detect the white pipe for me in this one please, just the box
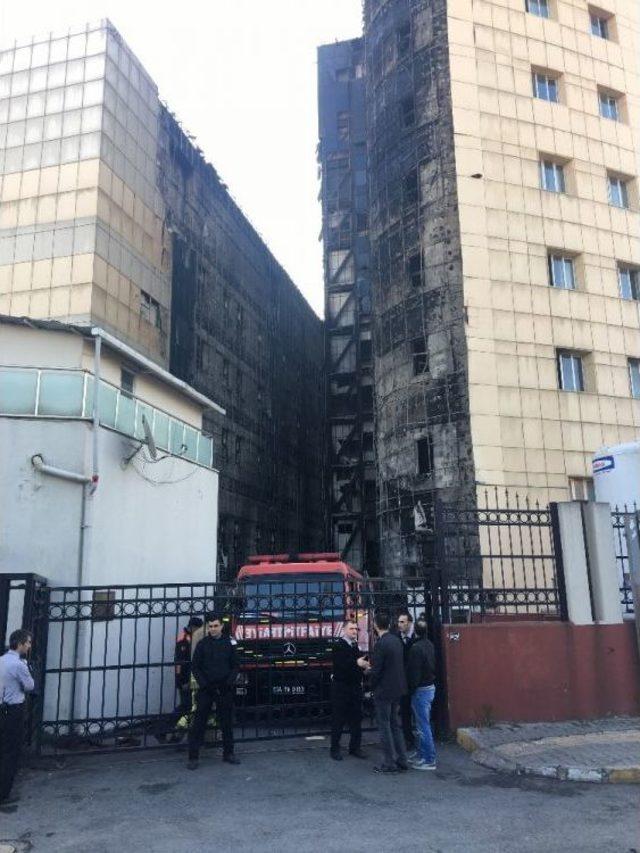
[31,454,92,485]
[90,334,101,493]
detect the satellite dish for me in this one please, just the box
[141,413,158,460]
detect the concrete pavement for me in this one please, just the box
[1,735,638,852]
[458,717,640,783]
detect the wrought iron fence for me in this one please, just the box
[611,505,636,616]
[434,491,564,620]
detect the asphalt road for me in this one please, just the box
[1,738,638,852]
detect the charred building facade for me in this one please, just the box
[0,20,325,578]
[318,38,377,575]
[321,0,640,579]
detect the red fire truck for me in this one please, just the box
[231,553,370,712]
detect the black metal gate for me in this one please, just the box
[3,494,567,756]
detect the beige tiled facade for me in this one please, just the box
[0,22,169,364]
[449,0,640,501]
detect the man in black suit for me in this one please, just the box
[358,610,408,773]
[397,611,416,751]
[330,620,366,760]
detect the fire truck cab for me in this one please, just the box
[231,553,370,712]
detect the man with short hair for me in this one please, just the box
[407,619,437,771]
[358,610,408,773]
[0,629,35,804]
[330,620,365,761]
[187,615,239,769]
[397,610,416,751]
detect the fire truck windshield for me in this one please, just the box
[237,573,347,620]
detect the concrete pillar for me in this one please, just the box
[555,502,593,625]
[580,502,623,624]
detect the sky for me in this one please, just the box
[0,0,364,316]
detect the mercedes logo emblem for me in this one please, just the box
[283,641,296,657]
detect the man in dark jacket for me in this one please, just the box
[188,614,239,769]
[174,616,203,715]
[407,619,437,770]
[358,610,408,773]
[397,611,416,750]
[330,620,365,761]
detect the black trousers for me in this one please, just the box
[188,682,234,760]
[0,703,24,801]
[400,694,415,748]
[330,683,362,754]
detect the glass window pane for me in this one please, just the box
[563,259,575,288]
[83,79,104,107]
[9,96,27,121]
[47,63,66,89]
[38,371,84,416]
[0,369,37,414]
[65,84,83,111]
[45,89,64,114]
[66,59,85,86]
[50,39,68,64]
[11,71,29,97]
[169,420,185,455]
[26,91,46,118]
[84,54,106,82]
[115,392,135,435]
[98,381,117,427]
[197,434,213,467]
[63,109,82,137]
[630,362,640,398]
[86,29,107,57]
[183,426,198,462]
[153,411,169,451]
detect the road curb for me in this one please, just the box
[456,727,640,784]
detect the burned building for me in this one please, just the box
[321,0,640,579]
[0,20,325,578]
[317,38,377,575]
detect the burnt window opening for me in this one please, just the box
[356,213,368,232]
[236,368,243,395]
[417,434,434,476]
[235,435,242,464]
[397,22,411,57]
[221,429,229,461]
[404,168,419,206]
[92,590,116,622]
[362,432,374,453]
[196,338,205,371]
[407,253,424,288]
[140,290,161,329]
[361,385,374,410]
[337,111,350,141]
[360,338,373,363]
[412,338,429,375]
[222,358,230,386]
[120,367,135,398]
[400,95,415,128]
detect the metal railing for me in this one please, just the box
[0,367,214,468]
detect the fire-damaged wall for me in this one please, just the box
[364,0,477,577]
[157,109,325,578]
[318,38,378,576]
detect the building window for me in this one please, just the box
[548,253,576,289]
[222,358,230,386]
[598,90,620,121]
[236,369,243,396]
[590,9,610,39]
[526,0,550,19]
[417,434,434,475]
[412,338,429,375]
[337,111,350,142]
[569,477,595,501]
[619,265,640,301]
[92,590,116,622]
[235,436,242,464]
[140,290,161,328]
[120,368,135,398]
[403,168,419,205]
[407,253,423,288]
[335,67,351,83]
[540,159,565,193]
[629,359,640,399]
[532,71,559,103]
[608,175,629,209]
[557,350,585,392]
[400,95,415,128]
[221,428,229,461]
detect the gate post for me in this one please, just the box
[550,502,593,624]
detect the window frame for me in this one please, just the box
[629,358,640,399]
[590,11,609,39]
[608,175,629,209]
[557,350,585,393]
[618,265,640,301]
[526,0,550,19]
[417,434,434,476]
[540,158,566,193]
[548,253,576,290]
[598,91,619,121]
[532,71,559,103]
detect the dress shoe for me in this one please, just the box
[348,749,367,759]
[330,751,343,761]
[223,754,240,765]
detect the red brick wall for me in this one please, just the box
[442,621,640,730]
